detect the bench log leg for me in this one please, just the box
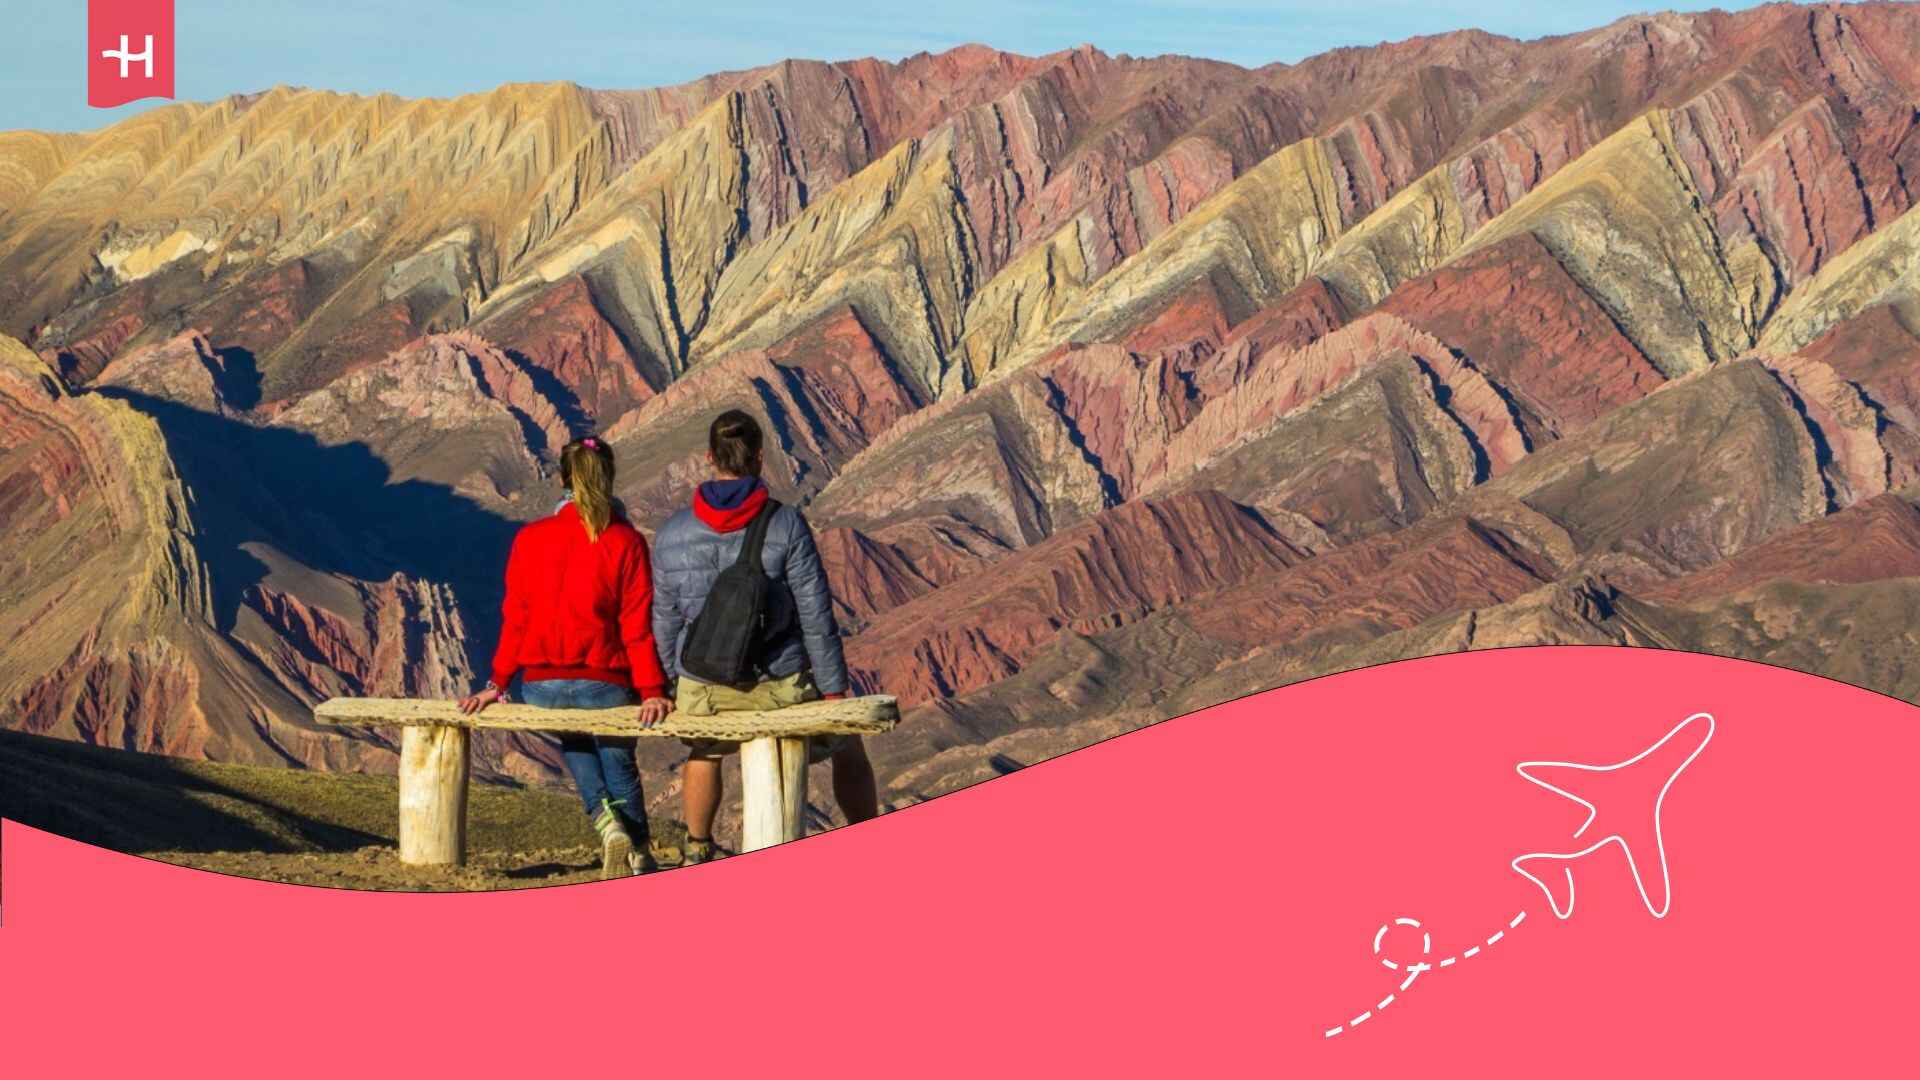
[778,736,808,844]
[740,736,783,852]
[398,725,469,866]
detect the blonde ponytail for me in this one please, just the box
[560,437,616,541]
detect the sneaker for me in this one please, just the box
[592,800,635,880]
[681,836,720,866]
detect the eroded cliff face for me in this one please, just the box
[9,7,1920,799]
[0,334,217,756]
[268,331,570,512]
[842,491,1310,705]
[0,331,543,778]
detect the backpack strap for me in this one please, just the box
[732,499,782,571]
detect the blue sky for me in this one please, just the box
[10,1,1766,132]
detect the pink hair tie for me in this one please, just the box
[582,437,600,450]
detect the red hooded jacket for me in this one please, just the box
[489,503,669,699]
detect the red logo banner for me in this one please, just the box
[87,0,175,108]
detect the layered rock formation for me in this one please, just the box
[0,330,558,779]
[0,334,215,754]
[8,5,1920,814]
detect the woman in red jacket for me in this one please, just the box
[458,436,673,878]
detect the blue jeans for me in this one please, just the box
[517,678,649,843]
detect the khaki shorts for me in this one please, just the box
[677,671,852,764]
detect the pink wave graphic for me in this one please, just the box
[2,646,1914,1073]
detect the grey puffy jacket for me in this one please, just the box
[650,501,849,694]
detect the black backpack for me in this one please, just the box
[678,500,793,686]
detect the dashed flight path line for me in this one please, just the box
[1323,910,1528,1038]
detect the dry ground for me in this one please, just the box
[0,728,703,890]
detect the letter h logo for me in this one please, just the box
[103,35,155,79]
[87,0,175,108]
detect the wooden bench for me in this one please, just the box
[314,695,899,865]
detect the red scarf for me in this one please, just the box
[692,481,769,532]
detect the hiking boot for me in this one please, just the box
[592,800,635,880]
[681,835,721,866]
[629,848,659,875]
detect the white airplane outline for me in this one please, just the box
[1510,712,1716,920]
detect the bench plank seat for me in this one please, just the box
[315,695,898,741]
[312,694,900,864]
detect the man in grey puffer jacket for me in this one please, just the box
[652,410,879,862]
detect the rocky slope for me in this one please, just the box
[6,4,1920,819]
[0,331,562,780]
